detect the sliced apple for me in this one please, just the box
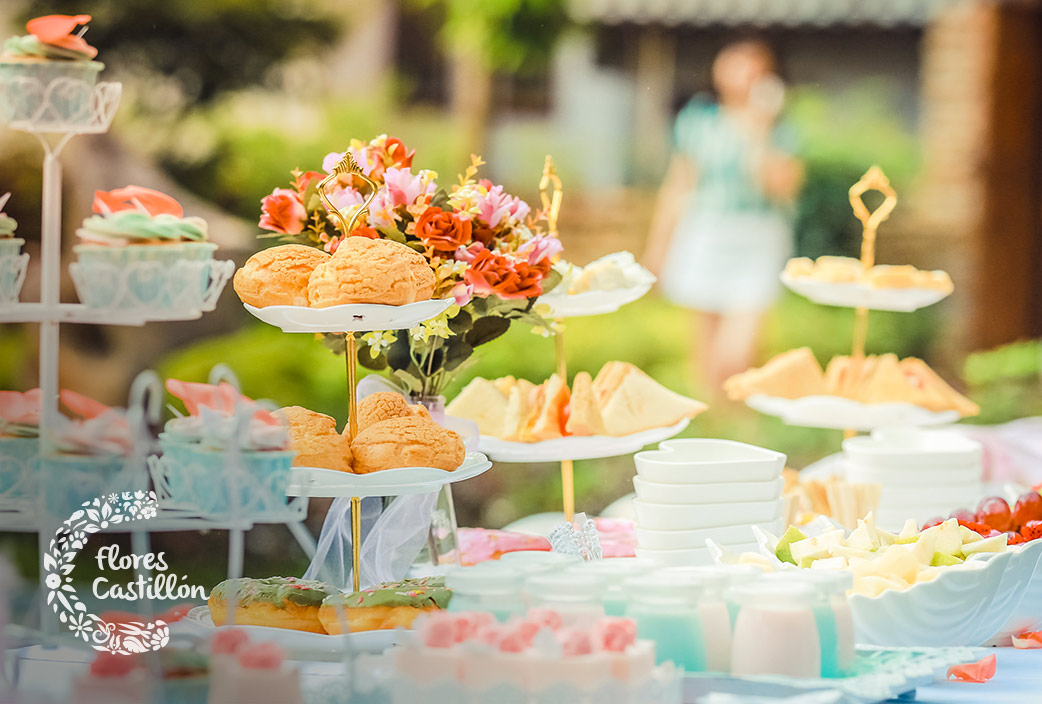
[930,552,963,567]
[775,525,808,565]
[962,534,1008,556]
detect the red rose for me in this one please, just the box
[384,138,415,170]
[415,207,472,253]
[259,188,306,235]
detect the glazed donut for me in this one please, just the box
[318,577,452,634]
[208,577,338,634]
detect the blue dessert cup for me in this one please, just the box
[0,238,26,302]
[72,242,216,311]
[0,59,104,127]
[157,434,294,518]
[39,453,143,520]
[0,435,39,500]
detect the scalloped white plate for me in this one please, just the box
[286,452,492,498]
[537,283,652,318]
[243,298,454,333]
[478,419,690,463]
[746,394,959,431]
[780,272,952,312]
[176,606,408,658]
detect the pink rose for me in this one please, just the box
[383,167,433,208]
[259,188,307,235]
[518,234,563,266]
[595,617,637,653]
[450,282,474,306]
[526,608,563,632]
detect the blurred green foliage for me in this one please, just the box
[964,340,1042,425]
[786,81,920,257]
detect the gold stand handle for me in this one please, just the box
[318,152,379,235]
[844,167,898,440]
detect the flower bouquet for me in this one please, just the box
[257,135,561,399]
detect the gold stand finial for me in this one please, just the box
[539,154,563,237]
[318,152,379,235]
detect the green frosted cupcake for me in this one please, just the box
[0,14,104,126]
[71,186,217,311]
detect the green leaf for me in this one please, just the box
[448,309,473,335]
[466,316,511,348]
[539,267,562,295]
[430,188,452,210]
[387,336,413,371]
[444,339,474,371]
[377,226,406,243]
[357,350,388,371]
[391,369,423,394]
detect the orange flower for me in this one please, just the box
[415,207,472,253]
[352,226,380,239]
[384,138,415,170]
[26,15,98,58]
[93,186,183,217]
[464,250,544,300]
[259,188,306,235]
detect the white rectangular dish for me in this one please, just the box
[632,497,784,531]
[634,439,785,484]
[632,476,785,505]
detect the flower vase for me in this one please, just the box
[408,394,461,568]
[410,394,446,425]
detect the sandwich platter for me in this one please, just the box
[780,272,951,313]
[243,298,455,333]
[746,394,959,431]
[478,419,690,463]
[285,452,493,498]
[177,606,408,659]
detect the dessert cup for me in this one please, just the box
[72,242,216,311]
[632,476,785,504]
[39,453,138,519]
[632,497,784,531]
[0,237,26,302]
[0,435,38,498]
[158,434,294,517]
[0,59,104,126]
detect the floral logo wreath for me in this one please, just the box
[44,490,170,654]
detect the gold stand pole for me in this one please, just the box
[542,156,574,521]
[319,152,377,595]
[554,327,574,521]
[844,167,898,440]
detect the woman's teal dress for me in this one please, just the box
[660,98,798,313]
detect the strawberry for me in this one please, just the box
[1006,531,1027,545]
[1022,520,1042,542]
[957,519,1002,538]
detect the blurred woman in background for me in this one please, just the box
[645,40,803,397]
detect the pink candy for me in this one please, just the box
[595,617,637,653]
[238,642,286,670]
[526,608,563,632]
[560,629,594,657]
[211,628,250,655]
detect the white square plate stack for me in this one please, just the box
[842,427,983,530]
[631,439,787,566]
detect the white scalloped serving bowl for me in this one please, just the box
[635,519,784,550]
[633,439,785,485]
[632,498,783,531]
[849,549,1018,647]
[632,476,785,505]
[984,539,1042,645]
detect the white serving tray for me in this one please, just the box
[537,282,652,318]
[286,452,492,498]
[479,419,690,463]
[176,606,408,659]
[780,271,951,312]
[243,298,454,333]
[746,394,959,431]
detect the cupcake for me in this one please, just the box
[157,379,295,517]
[0,193,27,303]
[40,389,138,519]
[0,388,41,499]
[71,186,217,312]
[0,15,104,126]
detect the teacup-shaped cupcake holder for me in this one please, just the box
[0,238,28,304]
[69,244,234,317]
[39,454,145,520]
[148,441,304,522]
[0,68,120,133]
